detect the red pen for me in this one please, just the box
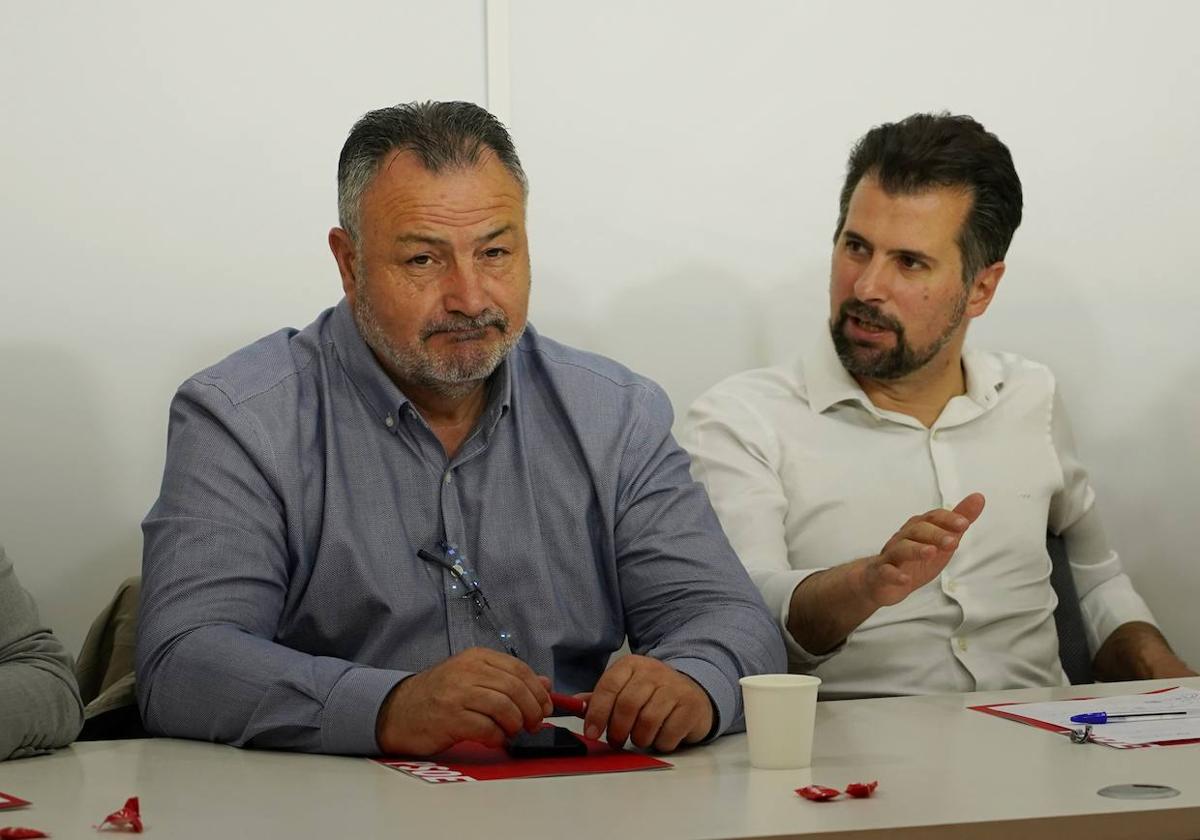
[549,691,587,718]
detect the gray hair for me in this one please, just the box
[336,101,528,242]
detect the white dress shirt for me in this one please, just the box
[680,331,1158,698]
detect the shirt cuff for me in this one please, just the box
[320,666,411,755]
[666,656,737,741]
[1079,573,1158,655]
[754,567,844,670]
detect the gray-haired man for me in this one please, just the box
[137,101,784,757]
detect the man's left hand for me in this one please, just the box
[582,655,713,752]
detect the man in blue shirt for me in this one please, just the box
[136,101,784,757]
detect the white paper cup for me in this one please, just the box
[739,674,821,769]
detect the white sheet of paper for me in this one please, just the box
[990,686,1200,748]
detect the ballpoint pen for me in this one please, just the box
[1069,709,1199,725]
[418,546,589,718]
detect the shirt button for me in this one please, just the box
[945,579,957,593]
[955,637,968,652]
[385,415,394,428]
[443,472,452,484]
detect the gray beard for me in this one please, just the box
[352,281,523,400]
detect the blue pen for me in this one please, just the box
[1069,709,1198,725]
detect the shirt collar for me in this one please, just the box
[330,297,514,432]
[960,345,1004,408]
[800,326,1006,416]
[800,326,874,414]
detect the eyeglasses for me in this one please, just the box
[418,542,520,658]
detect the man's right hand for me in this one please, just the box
[855,493,987,608]
[788,493,986,655]
[375,647,552,756]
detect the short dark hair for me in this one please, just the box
[337,101,528,241]
[833,113,1023,283]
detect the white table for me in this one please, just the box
[2,678,1197,839]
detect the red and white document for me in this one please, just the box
[375,731,672,783]
[972,685,1200,749]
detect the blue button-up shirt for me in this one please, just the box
[136,300,784,755]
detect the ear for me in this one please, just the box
[328,227,359,305]
[965,261,1004,319]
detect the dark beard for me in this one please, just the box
[830,297,964,380]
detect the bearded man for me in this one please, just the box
[136,101,784,755]
[681,113,1193,697]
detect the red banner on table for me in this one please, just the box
[375,731,671,783]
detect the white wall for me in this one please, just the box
[510,0,1200,666]
[0,1,488,651]
[2,1,1197,666]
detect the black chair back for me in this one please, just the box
[1047,534,1094,684]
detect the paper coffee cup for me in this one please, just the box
[739,674,821,769]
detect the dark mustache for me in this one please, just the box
[421,311,508,340]
[837,300,903,334]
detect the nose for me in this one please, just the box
[851,255,890,303]
[442,259,490,317]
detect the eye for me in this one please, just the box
[844,238,867,255]
[898,254,927,270]
[482,247,509,259]
[407,254,435,267]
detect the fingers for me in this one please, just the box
[582,656,713,753]
[583,658,632,740]
[918,507,973,536]
[869,495,988,607]
[378,648,555,755]
[874,558,913,586]
[652,703,697,753]
[902,519,964,551]
[884,500,983,560]
[462,677,541,736]
[629,686,677,748]
[605,674,658,746]
[468,649,553,729]
[447,709,512,749]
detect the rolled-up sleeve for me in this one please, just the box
[681,386,838,671]
[1048,389,1157,655]
[0,545,85,760]
[136,380,406,755]
[613,383,786,737]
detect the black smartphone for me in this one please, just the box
[505,726,588,758]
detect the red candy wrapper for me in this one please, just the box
[845,780,879,798]
[97,797,142,833]
[796,785,842,801]
[0,829,48,839]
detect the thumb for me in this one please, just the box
[953,492,986,525]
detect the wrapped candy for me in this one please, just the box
[796,781,881,802]
[795,785,842,801]
[96,797,142,833]
[845,781,879,798]
[0,829,48,839]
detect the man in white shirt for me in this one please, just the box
[681,113,1194,698]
